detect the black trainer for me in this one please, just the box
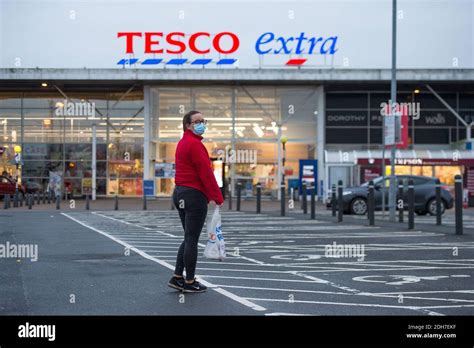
[167,276,185,291]
[183,279,207,293]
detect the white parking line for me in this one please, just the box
[62,212,267,312]
[65,210,473,316]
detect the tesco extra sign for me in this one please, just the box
[117,31,338,66]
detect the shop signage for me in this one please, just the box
[118,32,239,54]
[117,31,338,66]
[363,167,380,182]
[394,158,423,165]
[359,158,474,166]
[81,178,92,195]
[255,32,338,65]
[326,114,366,125]
[299,159,318,194]
[154,163,175,178]
[384,114,396,146]
[143,180,155,197]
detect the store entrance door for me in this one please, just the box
[329,166,352,188]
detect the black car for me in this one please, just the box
[328,175,454,216]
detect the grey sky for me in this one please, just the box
[0,0,472,69]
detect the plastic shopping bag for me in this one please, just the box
[204,206,226,261]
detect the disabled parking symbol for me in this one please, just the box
[353,274,470,285]
[271,254,322,261]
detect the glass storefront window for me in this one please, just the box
[108,142,143,160]
[0,110,21,142]
[65,143,107,161]
[236,87,280,140]
[22,161,63,177]
[152,86,320,197]
[0,91,145,196]
[64,161,107,178]
[23,144,63,161]
[107,178,143,196]
[158,88,192,140]
[23,109,65,143]
[434,166,463,186]
[108,161,143,178]
[0,93,22,108]
[108,108,144,144]
[195,88,233,141]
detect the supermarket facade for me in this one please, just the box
[0,0,473,203]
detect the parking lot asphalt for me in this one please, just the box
[1,206,472,316]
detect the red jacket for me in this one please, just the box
[175,130,224,205]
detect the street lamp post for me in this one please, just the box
[92,123,97,201]
[388,0,398,221]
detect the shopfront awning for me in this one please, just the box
[325,149,474,166]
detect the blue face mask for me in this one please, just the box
[193,123,206,135]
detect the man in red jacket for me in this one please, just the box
[168,110,224,293]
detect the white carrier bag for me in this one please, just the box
[204,206,226,260]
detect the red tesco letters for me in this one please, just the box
[117,32,240,55]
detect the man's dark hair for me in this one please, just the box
[182,110,201,130]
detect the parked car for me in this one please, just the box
[22,180,43,194]
[0,176,26,197]
[327,175,454,216]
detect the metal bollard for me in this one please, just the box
[408,179,414,230]
[302,182,307,214]
[32,193,35,206]
[337,180,343,222]
[331,184,336,217]
[43,191,46,204]
[13,190,18,208]
[36,192,40,205]
[256,183,261,214]
[368,180,375,226]
[56,195,60,210]
[3,194,9,209]
[310,184,315,220]
[236,182,241,212]
[86,195,90,210]
[280,182,286,217]
[115,195,119,210]
[435,179,442,226]
[29,194,33,210]
[143,194,147,211]
[398,180,404,223]
[454,175,463,235]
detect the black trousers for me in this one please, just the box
[172,186,208,281]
